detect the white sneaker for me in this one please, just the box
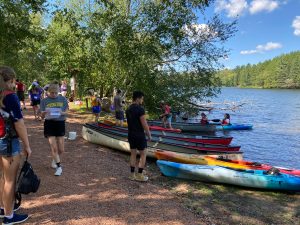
[55,167,62,176]
[51,160,57,169]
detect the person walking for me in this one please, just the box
[91,92,102,122]
[15,79,26,110]
[0,66,32,224]
[126,91,151,182]
[113,90,124,127]
[159,101,173,129]
[29,86,42,120]
[40,83,68,176]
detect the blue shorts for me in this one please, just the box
[115,111,124,120]
[92,106,101,114]
[166,115,172,123]
[0,138,21,157]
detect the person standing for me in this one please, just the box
[40,83,68,176]
[29,86,42,120]
[0,66,32,224]
[126,91,151,182]
[15,79,26,110]
[159,101,172,129]
[60,80,68,97]
[113,89,124,127]
[91,92,102,122]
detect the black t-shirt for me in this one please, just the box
[126,104,145,138]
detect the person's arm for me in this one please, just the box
[14,119,32,157]
[140,115,151,141]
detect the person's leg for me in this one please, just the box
[33,105,37,119]
[1,155,21,216]
[129,149,137,180]
[167,116,173,129]
[0,159,4,210]
[136,149,148,182]
[48,137,60,167]
[57,136,65,158]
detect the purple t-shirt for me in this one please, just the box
[3,93,23,122]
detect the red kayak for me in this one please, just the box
[149,126,181,133]
[97,122,233,145]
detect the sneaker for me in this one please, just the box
[128,173,136,181]
[51,160,57,169]
[0,203,21,218]
[3,213,29,224]
[135,173,148,182]
[54,167,62,176]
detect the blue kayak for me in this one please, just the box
[157,160,300,191]
[217,124,253,130]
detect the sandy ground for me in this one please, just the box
[20,108,199,225]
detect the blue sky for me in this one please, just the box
[200,0,300,69]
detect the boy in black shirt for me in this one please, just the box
[126,91,151,181]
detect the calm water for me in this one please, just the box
[204,88,300,170]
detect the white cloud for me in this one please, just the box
[215,0,248,18]
[249,0,279,14]
[292,16,300,36]
[183,24,217,42]
[240,42,282,55]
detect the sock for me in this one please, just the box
[56,162,61,168]
[130,167,135,173]
[138,168,143,174]
[5,213,13,219]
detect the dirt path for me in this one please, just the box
[20,108,198,225]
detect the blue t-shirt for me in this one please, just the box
[3,93,23,122]
[40,95,68,121]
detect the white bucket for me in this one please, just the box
[68,132,77,140]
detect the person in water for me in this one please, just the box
[200,113,209,125]
[222,113,231,125]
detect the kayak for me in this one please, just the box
[82,124,243,160]
[217,124,253,131]
[155,151,300,176]
[89,124,241,152]
[148,120,217,132]
[157,160,300,191]
[97,122,233,145]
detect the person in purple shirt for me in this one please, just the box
[0,66,32,224]
[29,86,42,120]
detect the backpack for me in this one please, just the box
[15,158,41,208]
[0,91,18,156]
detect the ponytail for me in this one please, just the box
[0,66,16,107]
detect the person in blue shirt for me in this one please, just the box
[0,66,32,224]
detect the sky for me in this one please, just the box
[199,0,300,69]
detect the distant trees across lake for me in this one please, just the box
[217,51,300,89]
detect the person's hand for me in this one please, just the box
[148,135,152,142]
[23,146,32,157]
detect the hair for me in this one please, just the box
[48,83,60,93]
[117,89,121,94]
[132,91,144,101]
[0,66,16,107]
[225,113,230,119]
[201,113,206,117]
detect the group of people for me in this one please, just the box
[200,112,231,125]
[0,66,68,224]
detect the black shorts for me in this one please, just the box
[128,136,147,151]
[17,91,25,101]
[31,99,40,106]
[44,120,65,137]
[115,111,124,120]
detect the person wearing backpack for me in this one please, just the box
[0,66,32,224]
[40,83,68,176]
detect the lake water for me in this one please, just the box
[202,88,300,170]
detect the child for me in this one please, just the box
[222,113,231,125]
[29,86,42,120]
[91,93,102,122]
[200,113,209,125]
[40,83,68,176]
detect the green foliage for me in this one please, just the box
[2,0,236,113]
[217,51,300,89]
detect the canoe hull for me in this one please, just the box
[157,160,300,191]
[148,120,216,132]
[217,124,253,131]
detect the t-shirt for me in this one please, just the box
[40,95,68,121]
[30,93,41,101]
[126,104,145,138]
[61,84,67,92]
[114,95,123,112]
[165,105,171,115]
[16,82,25,92]
[3,93,23,122]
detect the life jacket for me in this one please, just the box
[200,118,208,125]
[0,91,18,139]
[222,119,230,125]
[91,97,100,107]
